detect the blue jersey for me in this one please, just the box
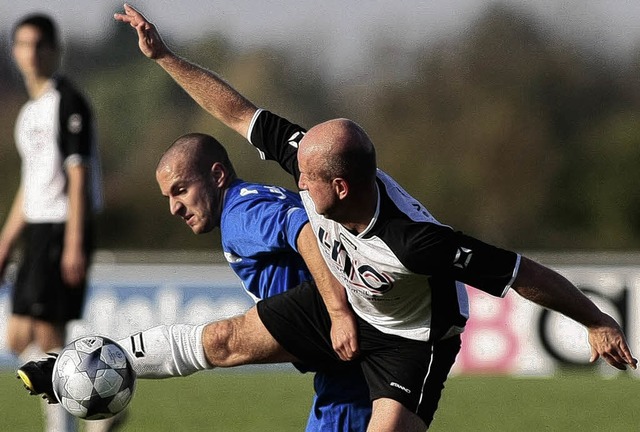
[220,178,371,431]
[221,179,311,300]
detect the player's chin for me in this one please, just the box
[190,224,205,235]
[191,221,214,235]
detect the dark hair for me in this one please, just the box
[12,14,59,48]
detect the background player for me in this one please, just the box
[0,13,105,432]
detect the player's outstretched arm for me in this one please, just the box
[114,3,257,138]
[512,256,637,371]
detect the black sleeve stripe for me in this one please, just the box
[56,77,94,159]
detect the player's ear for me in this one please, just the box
[210,162,227,186]
[333,178,348,200]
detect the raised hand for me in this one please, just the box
[114,3,170,60]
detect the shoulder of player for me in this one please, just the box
[54,76,92,110]
[225,180,300,208]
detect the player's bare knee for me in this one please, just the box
[6,317,33,354]
[202,317,243,366]
[6,332,29,354]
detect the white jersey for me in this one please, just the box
[299,172,470,341]
[15,77,102,223]
[249,109,520,341]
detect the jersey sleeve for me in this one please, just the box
[56,78,94,166]
[224,185,309,258]
[247,109,306,182]
[389,221,519,297]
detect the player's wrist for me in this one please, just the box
[327,306,355,321]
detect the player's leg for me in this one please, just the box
[120,282,343,378]
[13,317,77,432]
[368,399,426,432]
[202,305,297,366]
[306,368,372,432]
[357,316,461,431]
[6,315,35,354]
[14,318,65,400]
[10,315,56,400]
[117,304,297,378]
[33,319,66,352]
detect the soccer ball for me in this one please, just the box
[52,336,136,420]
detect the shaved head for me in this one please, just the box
[296,118,378,228]
[157,132,236,180]
[300,118,376,187]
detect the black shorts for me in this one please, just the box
[257,281,461,426]
[12,222,93,323]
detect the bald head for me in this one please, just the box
[157,133,236,180]
[301,118,377,187]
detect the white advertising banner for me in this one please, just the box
[1,259,639,376]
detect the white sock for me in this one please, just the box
[116,324,212,378]
[43,399,77,432]
[17,343,47,362]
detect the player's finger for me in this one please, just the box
[602,351,629,370]
[332,340,347,361]
[616,343,638,369]
[339,342,353,361]
[336,348,348,361]
[349,339,360,357]
[125,3,147,22]
[124,3,137,16]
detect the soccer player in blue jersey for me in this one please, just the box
[152,132,371,430]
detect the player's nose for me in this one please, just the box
[169,197,182,216]
[297,175,307,191]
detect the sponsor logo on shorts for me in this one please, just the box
[390,381,411,394]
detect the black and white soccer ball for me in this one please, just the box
[52,336,136,420]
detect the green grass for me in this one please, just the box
[2,369,638,431]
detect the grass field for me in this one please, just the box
[2,368,638,431]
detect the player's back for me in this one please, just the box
[220,179,312,301]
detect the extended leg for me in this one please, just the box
[202,305,296,366]
[118,305,297,378]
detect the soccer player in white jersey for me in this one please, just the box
[19,5,636,432]
[0,14,105,432]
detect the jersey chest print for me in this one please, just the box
[315,226,395,297]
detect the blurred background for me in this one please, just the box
[1,0,640,252]
[2,2,640,429]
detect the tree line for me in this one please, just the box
[1,5,639,251]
